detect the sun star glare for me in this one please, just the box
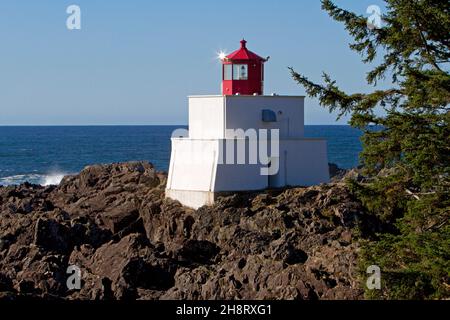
[218,51,226,60]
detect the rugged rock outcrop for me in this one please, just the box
[0,161,368,300]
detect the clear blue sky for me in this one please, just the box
[0,0,388,125]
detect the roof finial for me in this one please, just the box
[240,39,247,48]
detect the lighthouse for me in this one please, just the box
[166,40,330,209]
[222,39,267,96]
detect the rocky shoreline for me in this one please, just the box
[0,161,371,300]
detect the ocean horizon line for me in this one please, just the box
[0,124,352,127]
[0,125,363,186]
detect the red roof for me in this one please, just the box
[225,39,266,62]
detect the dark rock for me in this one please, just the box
[69,234,177,299]
[122,258,175,290]
[177,240,220,264]
[0,273,13,292]
[70,219,112,248]
[17,280,40,295]
[237,258,246,269]
[100,277,114,300]
[34,218,70,253]
[343,168,366,182]
[0,238,10,252]
[271,234,308,265]
[328,162,347,180]
[101,203,139,234]
[0,161,367,300]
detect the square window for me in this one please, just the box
[233,64,248,80]
[224,64,232,80]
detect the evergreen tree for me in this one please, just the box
[290,0,449,299]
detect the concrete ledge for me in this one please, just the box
[165,189,215,210]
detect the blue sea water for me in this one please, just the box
[0,126,362,186]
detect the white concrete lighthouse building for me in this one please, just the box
[166,40,329,209]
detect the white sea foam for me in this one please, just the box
[0,174,41,186]
[0,172,68,186]
[42,173,67,186]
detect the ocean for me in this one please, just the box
[0,126,362,186]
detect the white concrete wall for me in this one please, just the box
[167,137,269,194]
[167,95,328,209]
[188,96,224,139]
[167,137,329,193]
[214,163,267,191]
[214,137,268,191]
[167,138,219,192]
[224,96,305,138]
[213,138,329,191]
[269,139,329,188]
[187,95,305,139]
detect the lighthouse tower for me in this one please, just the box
[222,39,266,96]
[166,40,329,209]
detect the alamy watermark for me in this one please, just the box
[366,265,381,290]
[171,128,280,176]
[367,5,382,30]
[66,5,81,30]
[66,265,81,290]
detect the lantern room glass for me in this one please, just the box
[224,64,232,80]
[233,64,248,80]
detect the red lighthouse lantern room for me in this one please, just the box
[221,39,268,96]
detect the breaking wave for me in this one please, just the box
[42,173,67,186]
[0,172,68,186]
